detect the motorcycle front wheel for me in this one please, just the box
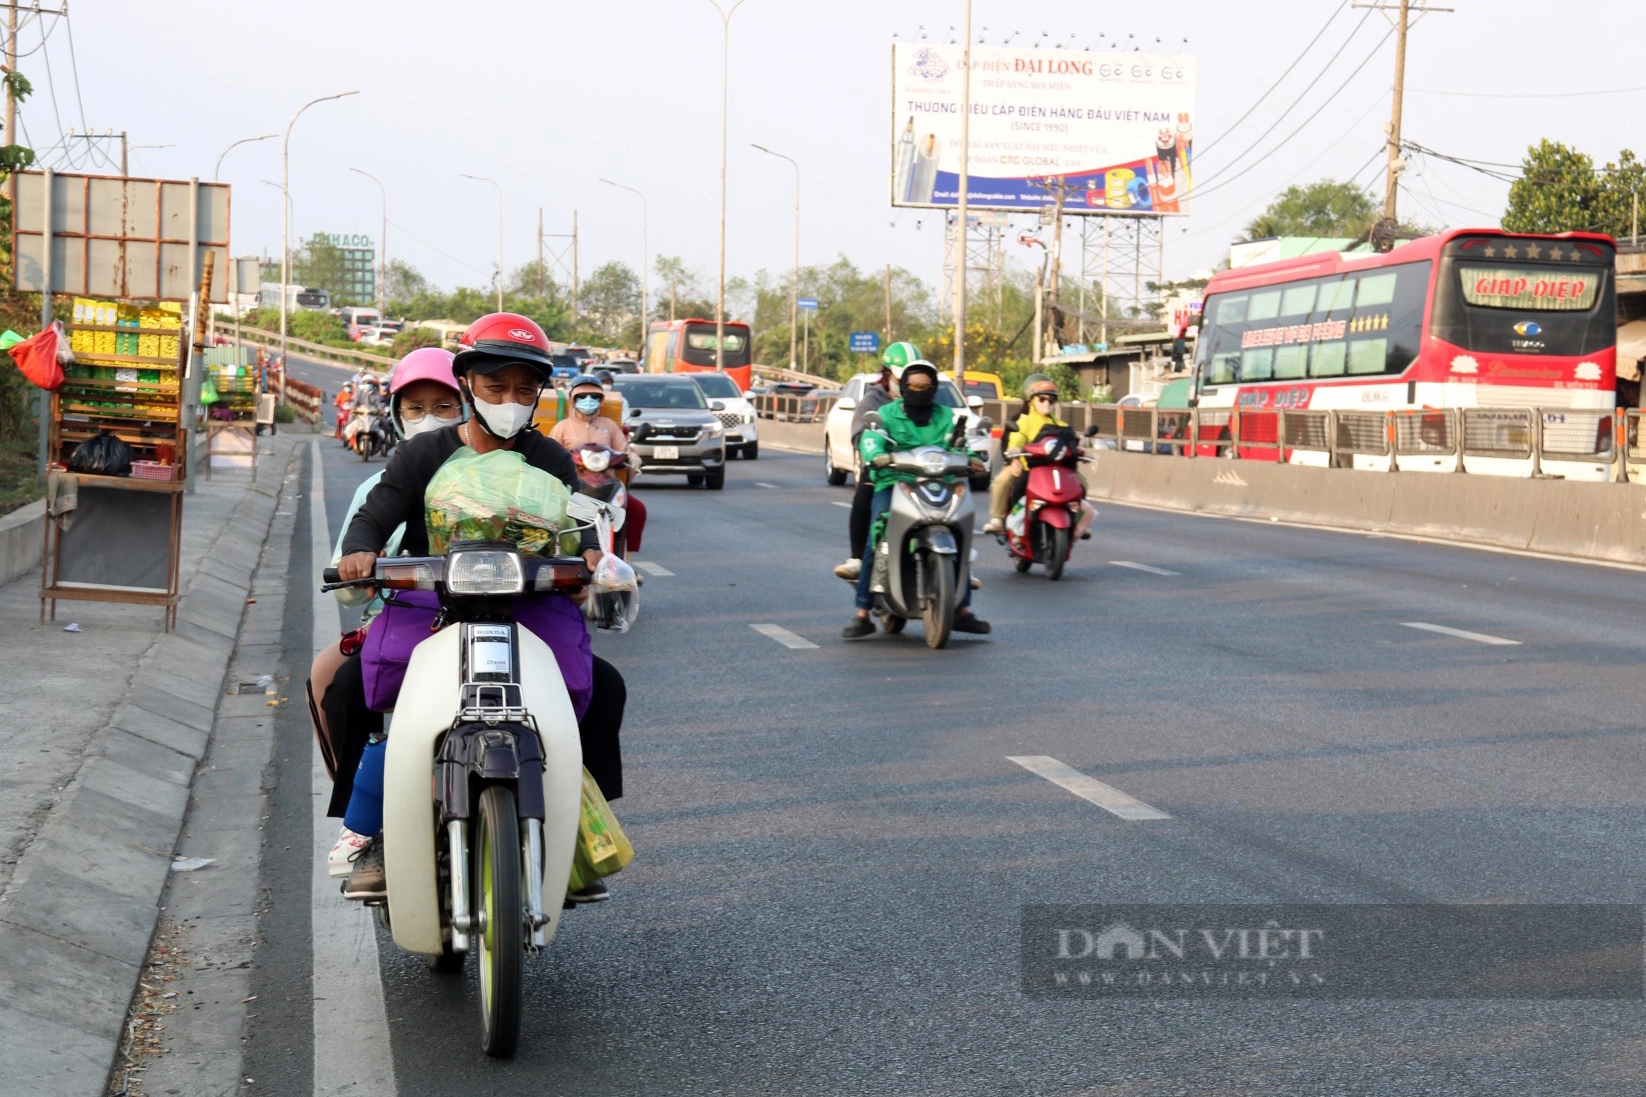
[921,553,955,650]
[1046,526,1070,582]
[475,785,524,1058]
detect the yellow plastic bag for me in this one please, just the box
[566,768,634,893]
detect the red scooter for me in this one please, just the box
[1001,427,1092,581]
[572,443,633,559]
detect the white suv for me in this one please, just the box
[690,371,760,459]
[823,373,986,485]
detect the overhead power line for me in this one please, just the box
[1197,0,1351,159]
[1409,84,1646,99]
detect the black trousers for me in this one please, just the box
[848,477,876,559]
[320,651,626,818]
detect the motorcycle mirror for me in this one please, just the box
[1083,424,1101,438]
[861,411,884,431]
[975,416,993,433]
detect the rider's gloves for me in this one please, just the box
[870,453,892,468]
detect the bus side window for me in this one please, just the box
[1242,347,1275,382]
[1347,339,1389,375]
[665,330,679,368]
[1273,344,1307,381]
[1247,290,1282,324]
[1311,342,1347,378]
[1280,284,1316,318]
[1208,353,1240,385]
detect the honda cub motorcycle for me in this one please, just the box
[320,496,636,1059]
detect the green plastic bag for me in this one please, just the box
[423,447,570,557]
[201,375,220,405]
[566,768,634,893]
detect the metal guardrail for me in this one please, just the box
[751,392,840,423]
[228,326,392,372]
[1063,403,1626,480]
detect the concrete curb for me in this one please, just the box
[1084,450,1646,567]
[0,498,44,588]
[755,418,826,454]
[0,438,300,1096]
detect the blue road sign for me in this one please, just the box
[849,331,880,354]
[797,296,819,311]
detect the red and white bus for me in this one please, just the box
[1190,229,1618,478]
[645,318,753,392]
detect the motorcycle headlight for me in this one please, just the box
[918,450,949,476]
[446,549,525,596]
[581,449,611,472]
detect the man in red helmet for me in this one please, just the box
[330,313,626,903]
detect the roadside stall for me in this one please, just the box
[12,169,230,628]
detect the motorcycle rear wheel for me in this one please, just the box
[921,554,955,650]
[1046,526,1070,582]
[475,785,524,1058]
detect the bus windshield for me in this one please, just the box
[680,324,751,367]
[1432,250,1615,357]
[615,380,708,410]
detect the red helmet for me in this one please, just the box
[452,313,555,380]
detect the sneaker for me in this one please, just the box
[568,879,610,904]
[833,558,862,581]
[342,838,386,901]
[981,518,1004,534]
[842,615,875,640]
[970,576,982,591]
[953,612,992,635]
[1079,531,1092,541]
[327,827,371,879]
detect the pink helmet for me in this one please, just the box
[389,347,459,395]
[388,347,464,437]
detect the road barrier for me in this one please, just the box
[283,377,323,424]
[228,326,392,372]
[752,392,840,424]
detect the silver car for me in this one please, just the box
[612,375,728,490]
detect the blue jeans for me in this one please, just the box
[855,485,973,614]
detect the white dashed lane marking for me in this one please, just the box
[1007,755,1172,821]
[831,501,853,509]
[755,481,780,489]
[749,623,819,650]
[1110,561,1180,576]
[633,561,674,577]
[1401,622,1521,646]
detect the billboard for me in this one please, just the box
[12,171,232,301]
[890,44,1196,217]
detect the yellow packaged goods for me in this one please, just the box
[565,768,635,893]
[70,298,95,354]
[423,447,571,557]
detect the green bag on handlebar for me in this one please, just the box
[424,447,571,557]
[566,767,634,893]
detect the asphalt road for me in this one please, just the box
[243,407,1646,1096]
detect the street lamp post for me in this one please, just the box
[751,143,799,370]
[213,133,277,182]
[600,179,649,354]
[282,91,358,396]
[952,0,973,374]
[350,167,388,315]
[460,173,505,311]
[705,0,753,370]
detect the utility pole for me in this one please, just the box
[952,0,973,374]
[571,210,579,316]
[537,206,544,298]
[884,263,892,342]
[1356,0,1451,236]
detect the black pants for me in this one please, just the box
[848,477,876,559]
[320,651,626,817]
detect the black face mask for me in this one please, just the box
[902,386,936,424]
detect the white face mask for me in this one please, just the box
[400,412,458,440]
[471,393,535,439]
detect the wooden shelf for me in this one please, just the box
[73,352,183,367]
[61,376,181,393]
[68,322,185,337]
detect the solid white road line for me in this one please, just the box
[1110,561,1181,576]
[308,442,398,1097]
[1007,755,1172,821]
[831,501,853,509]
[749,623,820,650]
[755,481,780,489]
[1401,622,1522,646]
[633,560,674,577]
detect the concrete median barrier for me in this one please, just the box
[0,500,44,588]
[1083,450,1646,566]
[757,418,826,454]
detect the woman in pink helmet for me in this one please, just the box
[307,347,466,880]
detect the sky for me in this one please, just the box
[21,0,1646,305]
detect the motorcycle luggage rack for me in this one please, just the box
[454,683,538,729]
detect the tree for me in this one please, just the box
[384,258,430,304]
[1244,180,1379,241]
[576,261,641,347]
[292,233,361,304]
[1503,140,1646,239]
